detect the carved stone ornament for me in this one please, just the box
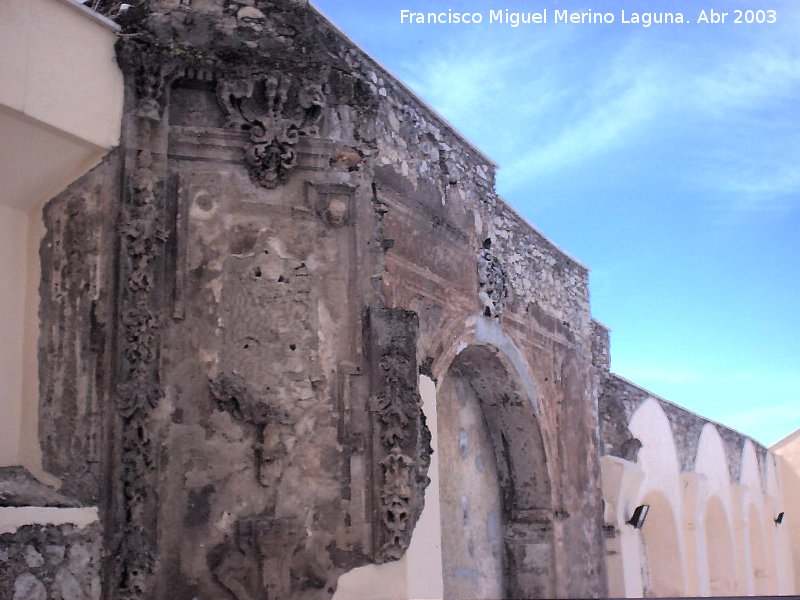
[477,239,508,317]
[216,73,325,188]
[369,310,432,563]
[116,134,168,599]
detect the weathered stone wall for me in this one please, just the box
[38,156,120,506]
[0,522,103,600]
[359,16,606,598]
[30,0,607,598]
[363,35,606,600]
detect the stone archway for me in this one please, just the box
[437,344,553,599]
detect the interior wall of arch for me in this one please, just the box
[638,490,686,597]
[434,342,556,599]
[704,495,739,595]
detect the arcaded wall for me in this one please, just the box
[599,374,795,596]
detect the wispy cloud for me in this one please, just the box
[397,33,561,143]
[680,36,800,207]
[393,8,800,210]
[399,29,665,189]
[718,401,800,446]
[501,67,660,188]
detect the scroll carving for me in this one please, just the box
[116,133,168,599]
[477,239,508,317]
[113,43,174,599]
[216,73,325,188]
[369,308,431,562]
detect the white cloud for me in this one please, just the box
[391,4,800,211]
[718,401,800,446]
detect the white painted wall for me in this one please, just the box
[0,201,53,483]
[0,206,29,466]
[0,506,99,535]
[0,0,122,149]
[765,452,795,594]
[772,431,800,593]
[406,375,445,600]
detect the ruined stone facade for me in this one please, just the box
[1,1,795,599]
[12,0,606,597]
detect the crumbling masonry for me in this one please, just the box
[6,1,785,599]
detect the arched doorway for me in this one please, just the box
[705,496,737,595]
[437,345,553,599]
[639,490,685,597]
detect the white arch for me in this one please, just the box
[695,424,733,515]
[740,440,762,492]
[639,489,685,596]
[693,424,743,595]
[629,399,683,514]
[628,398,688,596]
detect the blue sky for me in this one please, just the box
[311,0,800,446]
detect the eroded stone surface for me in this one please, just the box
[0,524,102,600]
[33,1,609,598]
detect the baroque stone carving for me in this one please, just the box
[115,139,167,599]
[305,182,355,228]
[116,136,168,600]
[216,73,325,188]
[369,309,432,562]
[113,43,174,599]
[477,239,508,317]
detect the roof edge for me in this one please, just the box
[57,0,121,32]
[494,193,590,272]
[609,372,769,452]
[308,1,497,169]
[771,427,800,452]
